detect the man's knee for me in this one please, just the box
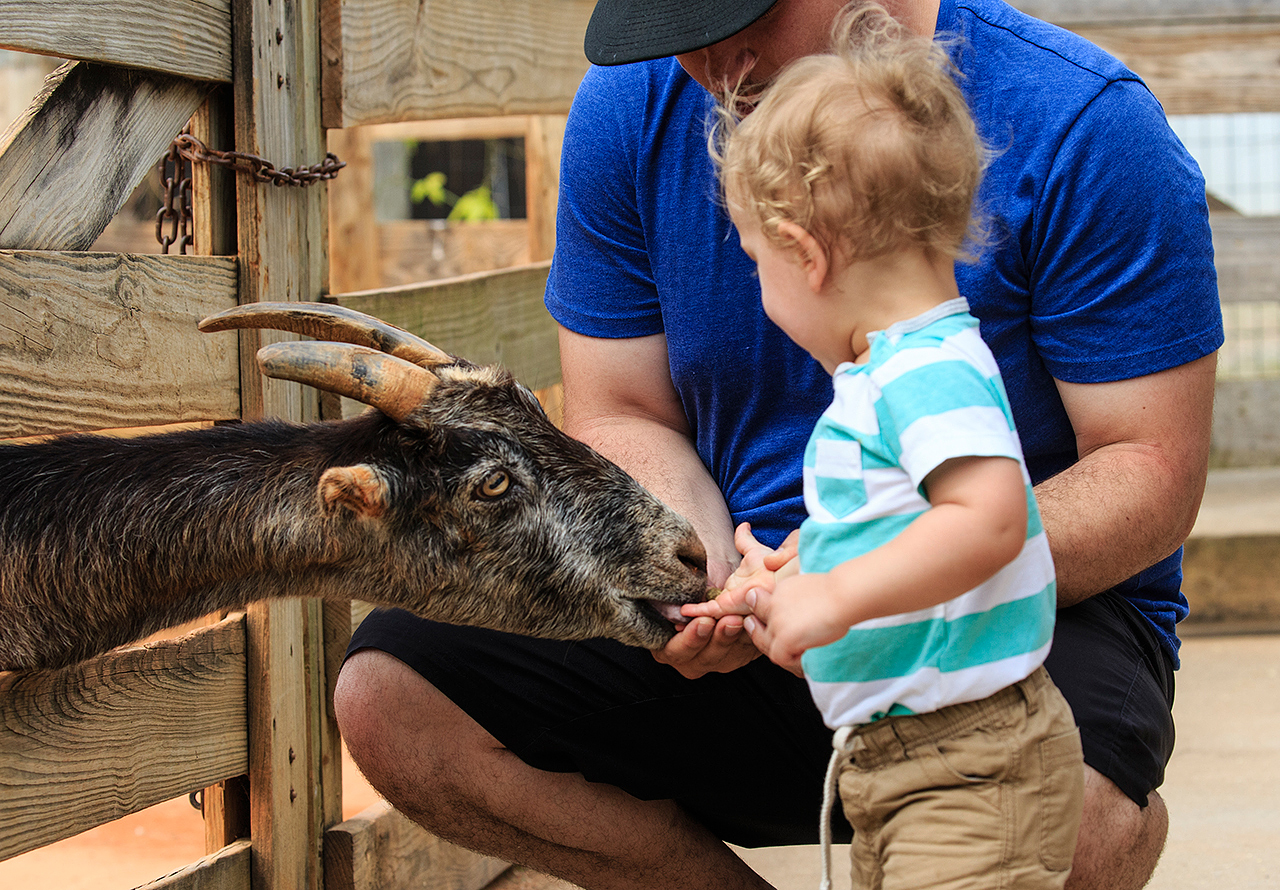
[335,650,484,799]
[1067,766,1168,890]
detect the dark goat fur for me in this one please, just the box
[0,350,709,672]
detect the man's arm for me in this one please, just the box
[558,326,759,675]
[1037,353,1217,606]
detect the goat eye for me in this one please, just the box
[478,470,510,499]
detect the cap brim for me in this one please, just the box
[584,0,781,66]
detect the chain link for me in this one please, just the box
[173,133,346,187]
[155,134,345,251]
[156,139,193,255]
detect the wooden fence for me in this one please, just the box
[1,3,1279,890]
[0,1,588,889]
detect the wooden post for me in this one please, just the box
[326,126,380,293]
[525,114,567,425]
[231,0,341,888]
[524,115,565,265]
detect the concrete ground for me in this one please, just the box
[728,632,1280,890]
[2,633,1275,890]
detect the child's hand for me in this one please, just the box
[681,523,797,621]
[744,572,853,672]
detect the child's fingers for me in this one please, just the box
[733,521,767,556]
[680,601,722,619]
[764,530,800,569]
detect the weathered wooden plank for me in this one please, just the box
[136,839,253,890]
[0,0,232,82]
[0,250,240,438]
[356,116,531,144]
[244,599,330,890]
[0,616,248,863]
[332,261,560,390]
[231,0,337,887]
[378,219,531,285]
[1183,533,1280,626]
[525,115,565,264]
[1010,0,1280,26]
[0,60,213,250]
[1211,378,1280,468]
[326,126,380,294]
[1211,215,1280,304]
[324,800,508,890]
[1073,21,1280,114]
[319,0,593,129]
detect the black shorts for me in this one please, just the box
[346,588,1175,847]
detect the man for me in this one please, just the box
[335,2,1223,888]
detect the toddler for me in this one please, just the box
[685,5,1085,888]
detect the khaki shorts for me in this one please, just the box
[836,666,1084,890]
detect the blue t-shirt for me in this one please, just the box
[545,0,1224,663]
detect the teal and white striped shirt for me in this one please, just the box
[799,298,1056,728]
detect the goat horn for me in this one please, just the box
[200,302,453,368]
[257,341,439,422]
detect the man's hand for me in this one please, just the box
[652,614,760,678]
[658,523,800,679]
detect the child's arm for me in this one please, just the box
[745,454,1029,670]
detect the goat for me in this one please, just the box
[0,302,709,671]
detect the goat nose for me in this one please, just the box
[677,540,708,578]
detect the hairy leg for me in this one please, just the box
[1066,765,1168,890]
[334,650,775,890]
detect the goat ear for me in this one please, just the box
[319,465,389,520]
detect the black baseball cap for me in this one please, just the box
[584,0,781,66]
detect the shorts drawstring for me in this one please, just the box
[819,725,855,890]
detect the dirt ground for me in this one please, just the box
[0,745,383,889]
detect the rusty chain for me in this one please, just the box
[156,133,345,252]
[172,133,346,187]
[156,138,193,255]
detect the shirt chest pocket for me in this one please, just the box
[810,438,868,521]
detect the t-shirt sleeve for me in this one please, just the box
[1027,79,1223,383]
[875,351,1024,489]
[544,65,665,339]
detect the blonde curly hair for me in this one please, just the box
[713,1,988,266]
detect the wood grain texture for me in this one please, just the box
[377,219,531,285]
[136,839,253,890]
[231,1,339,885]
[326,126,380,294]
[1211,215,1280,304]
[233,0,328,426]
[0,616,248,863]
[0,60,213,250]
[245,599,328,890]
[1075,21,1280,114]
[0,250,240,438]
[324,800,508,890]
[1010,0,1280,26]
[0,0,232,82]
[333,261,560,391]
[319,0,593,128]
[524,115,565,264]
